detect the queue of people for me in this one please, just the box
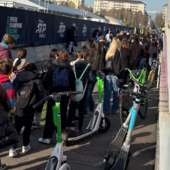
[0,31,163,169]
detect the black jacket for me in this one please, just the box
[143,42,149,63]
[14,71,44,116]
[92,29,101,38]
[129,42,143,69]
[44,59,75,93]
[105,49,121,78]
[89,52,105,73]
[121,48,131,70]
[100,42,108,58]
[74,60,93,89]
[0,84,19,149]
[67,29,75,42]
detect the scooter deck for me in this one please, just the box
[110,144,130,170]
[109,125,128,153]
[77,129,92,136]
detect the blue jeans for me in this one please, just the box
[138,58,146,70]
[103,75,119,115]
[84,74,97,115]
[149,58,156,71]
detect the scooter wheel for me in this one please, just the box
[98,117,111,133]
[65,129,77,147]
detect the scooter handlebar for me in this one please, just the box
[33,91,83,109]
[120,89,158,101]
[33,96,51,109]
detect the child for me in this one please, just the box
[70,50,81,66]
[0,58,16,114]
[67,49,93,132]
[0,81,19,170]
[32,49,58,130]
[38,51,75,144]
[9,63,44,157]
[0,34,17,59]
[9,48,28,83]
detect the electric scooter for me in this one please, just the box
[33,91,83,170]
[65,71,111,146]
[103,76,158,170]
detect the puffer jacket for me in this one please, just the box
[0,84,19,149]
[0,42,12,59]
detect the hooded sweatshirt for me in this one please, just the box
[0,42,12,59]
[44,59,75,92]
[13,71,44,116]
[0,74,16,114]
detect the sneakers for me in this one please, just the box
[9,148,17,158]
[22,145,31,153]
[38,138,50,144]
[32,123,42,130]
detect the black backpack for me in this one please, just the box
[14,80,37,116]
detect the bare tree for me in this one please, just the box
[155,13,163,28]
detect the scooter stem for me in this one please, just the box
[97,77,103,104]
[53,102,62,143]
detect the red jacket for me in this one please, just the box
[0,44,12,59]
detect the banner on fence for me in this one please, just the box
[0,6,134,45]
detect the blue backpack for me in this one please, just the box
[52,67,69,87]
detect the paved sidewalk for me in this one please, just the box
[0,87,158,170]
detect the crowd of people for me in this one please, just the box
[0,30,163,169]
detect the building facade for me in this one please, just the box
[49,0,67,5]
[163,4,168,20]
[93,0,146,14]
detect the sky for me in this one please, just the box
[85,0,168,12]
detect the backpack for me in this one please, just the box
[14,80,37,116]
[72,63,90,102]
[52,67,69,87]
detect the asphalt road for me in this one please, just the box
[0,85,158,170]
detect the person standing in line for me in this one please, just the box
[83,40,104,117]
[9,49,28,83]
[67,50,93,131]
[0,58,16,115]
[129,37,143,70]
[121,39,131,70]
[32,49,59,130]
[138,38,149,70]
[105,30,113,47]
[9,63,44,157]
[0,34,16,59]
[38,51,75,144]
[149,41,158,70]
[103,38,121,115]
[67,26,75,55]
[0,81,19,170]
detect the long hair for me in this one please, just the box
[43,49,58,70]
[82,39,93,50]
[105,38,121,61]
[13,48,27,72]
[91,40,103,62]
[121,39,129,49]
